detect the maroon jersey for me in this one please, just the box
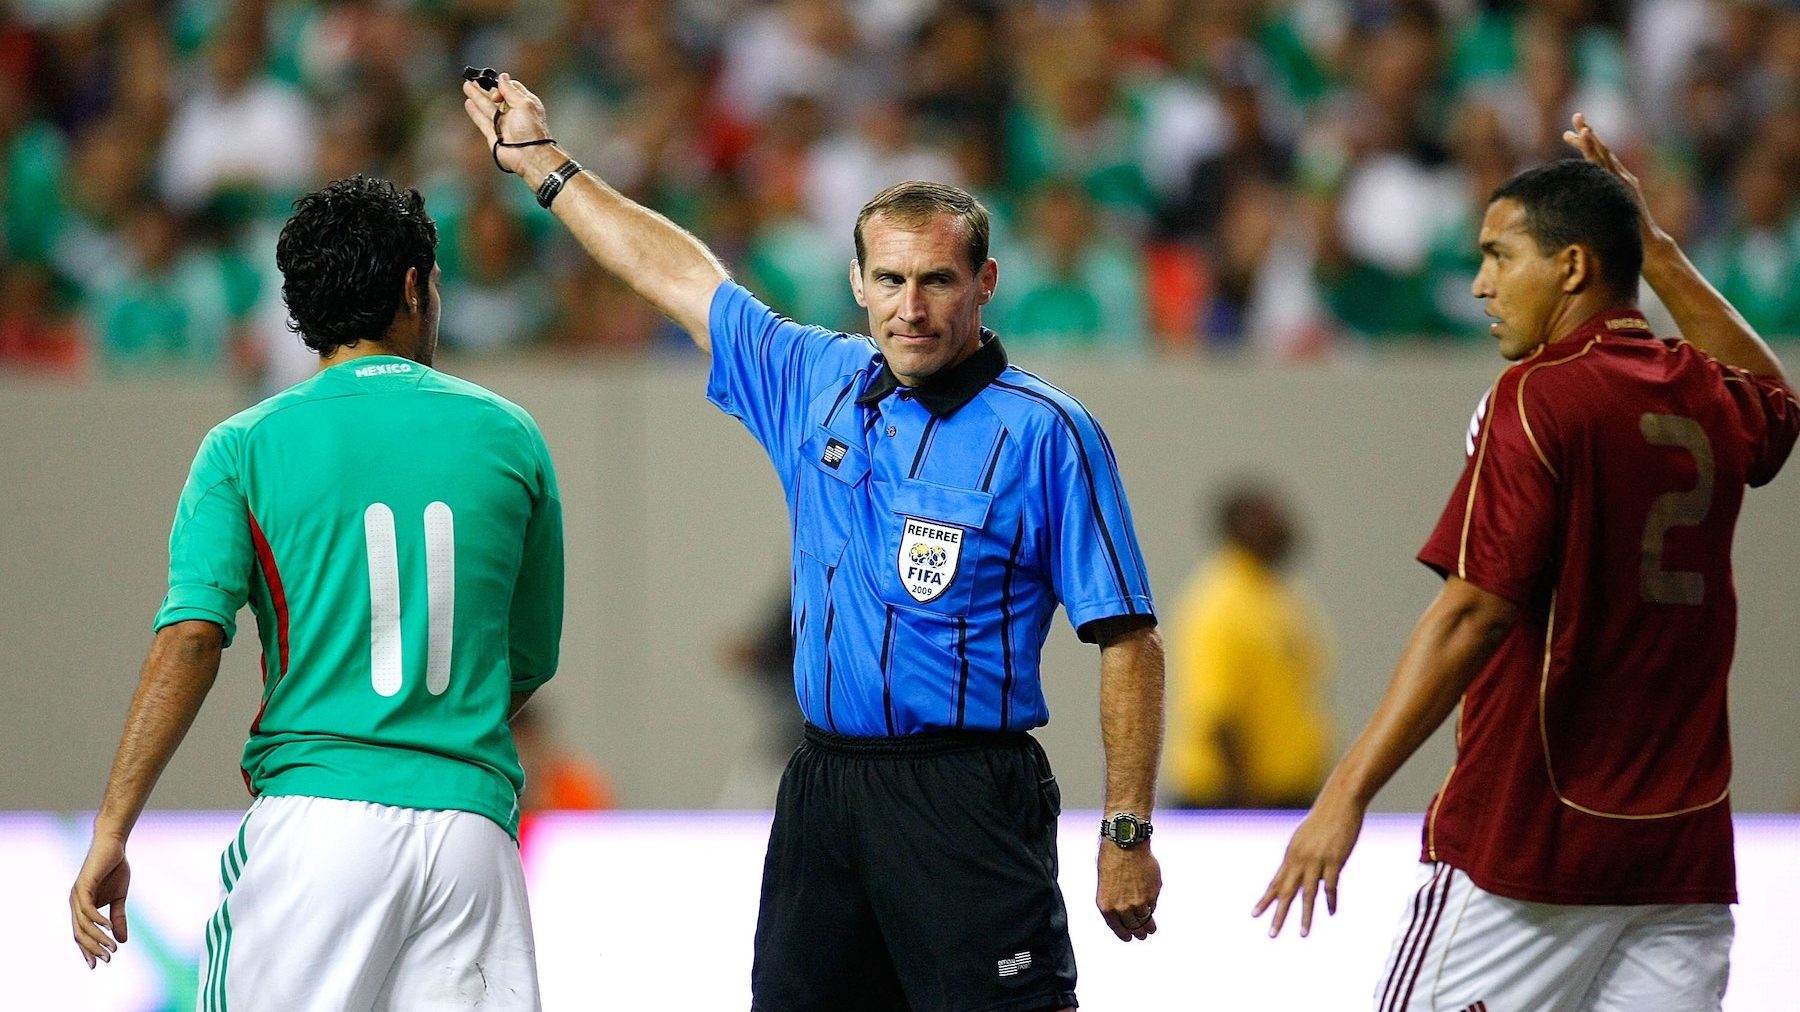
[1417,308,1799,905]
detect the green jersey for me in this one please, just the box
[154,355,564,837]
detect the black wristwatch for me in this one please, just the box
[1100,812,1153,849]
[535,159,584,209]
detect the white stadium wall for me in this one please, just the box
[1,352,1797,814]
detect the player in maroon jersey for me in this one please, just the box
[1254,114,1798,1011]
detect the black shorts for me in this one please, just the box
[751,724,1077,1012]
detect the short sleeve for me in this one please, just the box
[705,280,874,468]
[509,422,564,692]
[1038,405,1157,639]
[1419,373,1558,605]
[154,425,254,645]
[1722,370,1800,488]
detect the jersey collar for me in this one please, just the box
[855,330,1008,418]
[1559,306,1652,348]
[323,353,427,374]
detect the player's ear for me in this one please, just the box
[1560,244,1592,294]
[850,260,867,308]
[403,266,423,313]
[977,258,998,306]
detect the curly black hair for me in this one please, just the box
[275,175,438,354]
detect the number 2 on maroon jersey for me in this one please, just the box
[1638,413,1714,605]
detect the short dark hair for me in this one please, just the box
[276,175,438,355]
[1214,482,1280,541]
[1488,159,1642,298]
[854,181,991,273]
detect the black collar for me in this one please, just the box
[855,331,1008,418]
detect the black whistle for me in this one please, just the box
[461,66,500,91]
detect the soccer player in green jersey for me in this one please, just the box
[68,176,564,1010]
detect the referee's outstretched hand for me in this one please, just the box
[69,834,131,969]
[461,72,552,176]
[1253,790,1365,938]
[1097,843,1162,941]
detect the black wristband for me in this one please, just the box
[535,159,583,209]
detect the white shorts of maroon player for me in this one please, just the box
[196,795,541,1011]
[1373,862,1732,1012]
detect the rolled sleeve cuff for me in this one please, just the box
[154,584,242,646]
[511,669,556,694]
[1068,596,1158,643]
[703,281,742,416]
[704,356,734,417]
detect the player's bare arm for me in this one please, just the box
[1094,619,1165,943]
[1564,113,1788,383]
[1254,577,1514,938]
[70,620,224,968]
[461,73,728,351]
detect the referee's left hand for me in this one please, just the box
[1097,844,1161,941]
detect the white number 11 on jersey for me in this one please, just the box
[363,502,455,696]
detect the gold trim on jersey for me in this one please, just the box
[1458,343,1561,577]
[1722,371,1800,413]
[1516,336,1604,480]
[1720,373,1754,423]
[1458,382,1503,579]
[1537,591,1731,820]
[1604,316,1650,331]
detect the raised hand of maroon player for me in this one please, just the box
[1563,113,1662,247]
[1252,789,1365,938]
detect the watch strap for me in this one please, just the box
[1100,812,1153,848]
[536,159,583,209]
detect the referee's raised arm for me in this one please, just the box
[460,72,729,352]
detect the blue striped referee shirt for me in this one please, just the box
[707,281,1156,736]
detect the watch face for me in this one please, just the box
[1108,816,1140,845]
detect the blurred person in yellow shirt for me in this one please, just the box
[1165,483,1333,809]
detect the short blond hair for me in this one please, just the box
[853,181,991,272]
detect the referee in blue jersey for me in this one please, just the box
[465,74,1166,1011]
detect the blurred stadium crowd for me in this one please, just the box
[1,0,1797,391]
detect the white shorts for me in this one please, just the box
[1374,862,1732,1012]
[197,795,540,1011]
